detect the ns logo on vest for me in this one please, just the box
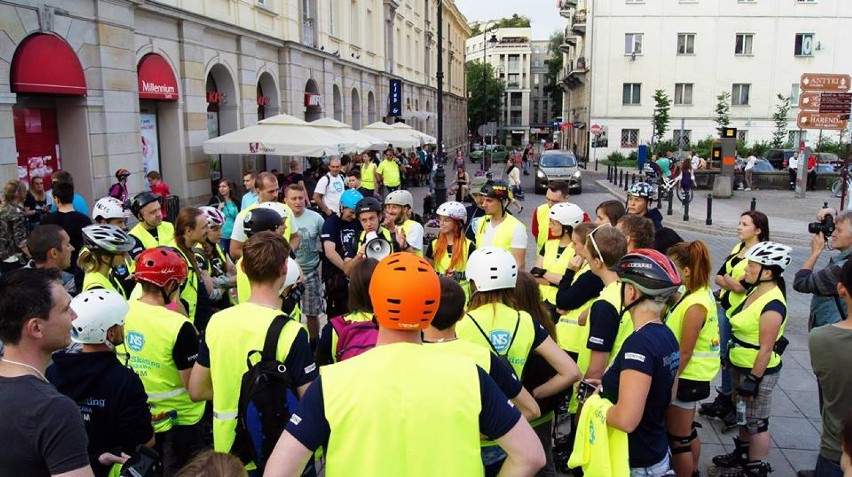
[489,330,512,354]
[126,331,145,352]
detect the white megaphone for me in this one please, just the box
[364,231,392,261]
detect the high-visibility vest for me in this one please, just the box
[397,219,423,257]
[729,286,786,370]
[719,242,748,310]
[431,238,471,300]
[82,270,128,299]
[666,286,720,382]
[556,265,595,353]
[124,300,204,433]
[457,302,537,378]
[535,203,551,250]
[475,213,526,252]
[321,343,483,477]
[576,281,632,373]
[539,240,575,305]
[129,222,175,250]
[361,162,377,190]
[168,241,200,324]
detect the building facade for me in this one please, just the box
[558,0,852,158]
[1,0,469,205]
[529,40,554,143]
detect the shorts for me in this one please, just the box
[731,368,779,420]
[631,452,673,477]
[670,397,697,410]
[301,268,324,316]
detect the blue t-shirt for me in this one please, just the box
[241,191,258,211]
[49,193,88,215]
[601,322,679,468]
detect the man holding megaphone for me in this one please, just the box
[342,197,400,276]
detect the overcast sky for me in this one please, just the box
[453,0,563,40]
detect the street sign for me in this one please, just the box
[818,92,852,113]
[591,123,602,136]
[797,111,849,131]
[799,91,822,110]
[800,73,852,92]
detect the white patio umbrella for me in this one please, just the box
[390,122,437,145]
[358,122,420,149]
[203,113,348,157]
[309,118,389,152]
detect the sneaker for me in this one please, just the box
[700,393,735,419]
[744,188,751,191]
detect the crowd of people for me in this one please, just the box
[1,150,852,477]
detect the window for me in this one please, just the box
[623,83,641,105]
[673,129,692,147]
[625,33,643,55]
[674,83,693,105]
[677,33,695,55]
[735,33,754,55]
[329,0,337,35]
[621,129,639,147]
[737,130,748,142]
[791,83,800,107]
[534,74,539,85]
[732,83,750,106]
[795,33,814,56]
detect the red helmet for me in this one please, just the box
[610,248,682,301]
[134,247,188,288]
[369,253,441,331]
[115,168,130,180]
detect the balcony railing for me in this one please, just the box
[559,0,578,18]
[572,11,587,34]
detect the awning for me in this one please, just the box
[11,34,86,95]
[137,54,178,101]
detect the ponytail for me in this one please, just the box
[668,240,711,292]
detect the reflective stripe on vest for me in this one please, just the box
[322,343,484,477]
[535,204,550,250]
[539,240,575,305]
[729,286,786,370]
[124,300,204,433]
[129,222,175,250]
[475,213,525,252]
[666,286,720,382]
[457,302,536,378]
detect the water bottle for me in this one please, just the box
[736,400,747,426]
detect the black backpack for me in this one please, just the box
[230,315,299,470]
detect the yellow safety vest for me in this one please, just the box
[355,227,393,253]
[376,159,401,187]
[539,240,575,305]
[234,258,302,321]
[576,281,632,374]
[457,302,537,378]
[535,203,551,251]
[321,343,483,477]
[556,264,595,353]
[124,300,204,433]
[361,162,377,190]
[129,222,175,250]
[330,310,373,363]
[167,242,200,324]
[666,287,720,382]
[431,238,472,300]
[720,242,748,310]
[729,286,786,370]
[82,270,128,299]
[204,303,305,452]
[475,213,526,252]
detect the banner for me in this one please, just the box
[140,113,160,179]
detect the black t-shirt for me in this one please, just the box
[555,269,604,312]
[40,210,92,271]
[23,192,49,225]
[173,322,200,370]
[586,301,622,352]
[601,323,680,468]
[320,214,361,275]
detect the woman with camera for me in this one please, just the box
[666,241,719,477]
[702,211,770,427]
[711,241,791,477]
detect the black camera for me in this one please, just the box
[808,204,835,237]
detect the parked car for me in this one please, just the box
[814,164,837,174]
[734,157,775,172]
[763,149,796,169]
[535,150,582,194]
[815,152,842,170]
[468,144,508,163]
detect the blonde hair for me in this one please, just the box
[175,450,247,477]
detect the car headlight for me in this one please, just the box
[536,170,546,179]
[573,171,582,178]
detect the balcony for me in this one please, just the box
[507,82,521,89]
[560,56,588,90]
[560,35,578,53]
[571,11,587,35]
[559,0,578,18]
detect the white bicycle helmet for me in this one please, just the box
[70,289,130,345]
[465,247,518,292]
[256,201,290,220]
[92,197,125,221]
[277,257,303,296]
[744,241,792,270]
[199,206,225,228]
[436,201,467,222]
[548,202,585,227]
[82,224,135,254]
[385,189,414,208]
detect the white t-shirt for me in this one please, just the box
[691,155,701,170]
[788,154,799,170]
[314,173,346,214]
[480,219,527,250]
[745,155,758,171]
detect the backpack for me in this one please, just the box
[230,315,299,470]
[329,315,379,362]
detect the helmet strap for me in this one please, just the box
[618,282,647,318]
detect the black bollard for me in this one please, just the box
[619,170,623,187]
[623,172,629,191]
[608,165,612,182]
[683,195,690,221]
[657,190,663,209]
[750,197,756,212]
[706,194,713,226]
[632,173,636,186]
[667,189,674,216]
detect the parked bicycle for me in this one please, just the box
[657,175,693,204]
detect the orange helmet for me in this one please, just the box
[369,253,441,331]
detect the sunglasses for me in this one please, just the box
[587,223,612,263]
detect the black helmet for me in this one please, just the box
[243,208,284,237]
[128,191,161,218]
[355,197,383,215]
[480,180,511,201]
[610,249,682,302]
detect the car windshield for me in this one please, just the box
[540,153,577,168]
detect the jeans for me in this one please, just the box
[631,453,674,477]
[428,170,437,194]
[718,304,733,394]
[219,238,231,259]
[815,454,843,477]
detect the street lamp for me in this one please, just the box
[482,31,498,172]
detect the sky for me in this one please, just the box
[453,0,563,40]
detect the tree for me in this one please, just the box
[469,15,531,36]
[543,30,564,118]
[466,61,505,136]
[652,89,671,144]
[715,91,731,134]
[771,94,791,148]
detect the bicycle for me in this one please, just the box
[657,176,693,204]
[831,176,852,198]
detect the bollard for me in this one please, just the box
[706,194,713,226]
[631,173,636,186]
[667,190,674,216]
[624,172,629,191]
[750,197,757,212]
[619,170,623,187]
[607,165,610,182]
[657,190,663,209]
[683,194,690,221]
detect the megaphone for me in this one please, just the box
[364,231,392,261]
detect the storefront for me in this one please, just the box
[137,53,180,187]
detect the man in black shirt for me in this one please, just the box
[40,181,92,293]
[320,189,363,316]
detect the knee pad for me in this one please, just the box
[744,417,769,435]
[667,429,698,454]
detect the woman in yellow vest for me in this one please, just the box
[533,202,584,315]
[383,189,424,256]
[702,211,770,427]
[426,201,475,299]
[359,152,377,196]
[170,208,215,331]
[665,240,719,477]
[198,206,236,310]
[79,224,135,298]
[554,222,602,361]
[711,242,791,477]
[458,246,580,475]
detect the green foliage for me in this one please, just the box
[651,140,679,157]
[652,89,671,144]
[544,30,564,118]
[715,91,731,134]
[815,136,846,155]
[750,140,772,158]
[465,61,505,134]
[772,94,791,148]
[605,151,626,165]
[470,14,531,36]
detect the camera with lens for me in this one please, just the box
[808,203,835,237]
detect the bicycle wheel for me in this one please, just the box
[832,178,844,197]
[677,187,693,204]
